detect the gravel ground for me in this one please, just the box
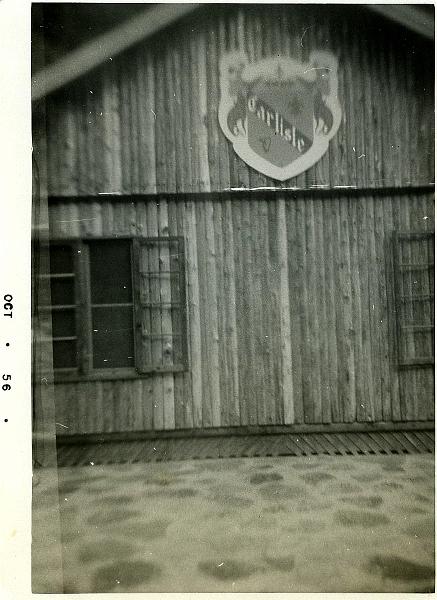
[32,453,435,593]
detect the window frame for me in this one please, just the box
[40,235,189,382]
[393,230,434,369]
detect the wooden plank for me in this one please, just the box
[92,381,104,434]
[144,51,157,195]
[146,200,164,431]
[356,195,375,422]
[101,62,121,194]
[204,200,221,426]
[414,431,434,452]
[233,199,248,426]
[353,432,381,454]
[298,435,320,456]
[177,202,194,429]
[309,22,332,189]
[241,199,258,425]
[158,200,176,430]
[328,433,356,455]
[340,16,358,189]
[277,198,294,424]
[368,23,384,187]
[188,31,201,192]
[164,43,177,194]
[402,431,427,453]
[338,198,356,422]
[286,436,307,456]
[118,57,133,194]
[112,380,126,431]
[128,54,142,194]
[373,195,392,422]
[213,201,229,426]
[170,40,185,193]
[223,200,240,426]
[195,202,212,427]
[216,13,231,191]
[305,200,322,423]
[205,17,221,192]
[134,47,148,193]
[421,431,435,444]
[185,201,202,427]
[300,434,327,455]
[322,199,339,421]
[384,196,401,421]
[379,431,406,454]
[310,434,335,456]
[154,51,167,194]
[246,10,267,191]
[367,432,391,454]
[319,433,343,455]
[101,200,114,237]
[268,199,282,424]
[353,21,368,188]
[313,198,331,424]
[268,199,284,425]
[124,53,143,194]
[45,97,58,196]
[296,199,312,423]
[226,11,250,191]
[286,199,304,423]
[366,196,385,422]
[256,199,268,426]
[167,201,184,430]
[197,28,211,192]
[340,432,370,454]
[398,199,417,420]
[59,92,78,197]
[100,381,112,433]
[267,200,281,425]
[136,236,152,370]
[390,431,419,454]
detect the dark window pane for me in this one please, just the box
[52,310,76,338]
[50,245,74,274]
[88,240,132,304]
[92,306,134,368]
[53,340,77,369]
[50,278,75,306]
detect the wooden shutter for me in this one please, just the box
[133,237,187,373]
[394,231,434,367]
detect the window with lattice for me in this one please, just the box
[40,237,188,380]
[133,237,188,372]
[394,231,434,367]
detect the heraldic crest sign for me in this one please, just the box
[218,51,342,181]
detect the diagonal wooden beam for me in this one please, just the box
[31,3,200,101]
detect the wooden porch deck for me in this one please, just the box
[56,429,435,467]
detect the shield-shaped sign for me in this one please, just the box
[218,52,342,181]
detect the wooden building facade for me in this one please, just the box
[33,4,435,439]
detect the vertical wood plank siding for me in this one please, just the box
[45,5,434,196]
[44,5,434,434]
[50,193,434,434]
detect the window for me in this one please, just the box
[42,237,188,380]
[394,231,434,367]
[45,244,79,371]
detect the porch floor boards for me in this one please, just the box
[56,429,435,467]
